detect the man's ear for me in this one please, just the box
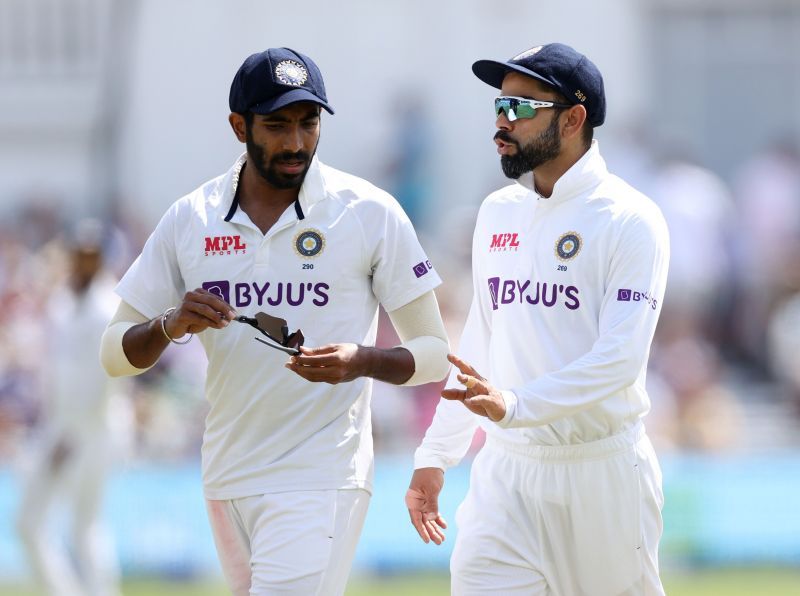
[561,104,587,141]
[229,112,247,143]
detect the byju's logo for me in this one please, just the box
[204,236,246,256]
[488,277,500,310]
[617,288,658,310]
[413,260,433,278]
[489,233,520,252]
[488,276,580,311]
[202,279,330,308]
[203,280,230,303]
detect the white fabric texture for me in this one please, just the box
[415,140,670,470]
[388,290,450,386]
[114,153,442,500]
[450,425,664,596]
[206,489,370,596]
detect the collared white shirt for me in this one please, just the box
[117,154,441,499]
[415,141,670,470]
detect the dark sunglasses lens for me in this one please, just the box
[495,98,512,118]
[515,103,536,119]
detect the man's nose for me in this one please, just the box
[283,126,304,152]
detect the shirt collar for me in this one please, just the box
[221,153,327,223]
[515,139,607,204]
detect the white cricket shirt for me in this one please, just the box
[415,141,670,470]
[117,154,441,499]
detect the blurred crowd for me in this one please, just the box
[1,137,800,479]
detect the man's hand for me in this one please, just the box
[165,288,237,339]
[406,467,447,545]
[441,354,506,422]
[285,343,367,384]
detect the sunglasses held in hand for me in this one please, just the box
[235,312,304,355]
[494,96,572,121]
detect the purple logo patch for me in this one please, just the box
[203,280,231,303]
[488,277,500,311]
[617,289,632,301]
[413,261,430,278]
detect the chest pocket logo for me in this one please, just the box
[555,231,582,261]
[294,229,325,258]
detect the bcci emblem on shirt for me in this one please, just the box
[555,231,582,261]
[294,229,325,258]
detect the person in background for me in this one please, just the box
[17,219,131,596]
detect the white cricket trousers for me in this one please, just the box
[451,423,665,596]
[206,488,370,596]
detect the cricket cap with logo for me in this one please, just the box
[229,47,334,115]
[472,43,606,127]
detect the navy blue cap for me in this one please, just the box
[472,43,605,127]
[229,47,334,115]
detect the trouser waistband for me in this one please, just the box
[484,422,645,462]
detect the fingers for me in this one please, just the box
[170,289,237,335]
[447,353,483,380]
[182,301,231,329]
[423,513,447,545]
[405,488,446,545]
[190,288,236,319]
[292,345,340,366]
[298,345,337,356]
[441,388,467,401]
[285,362,341,384]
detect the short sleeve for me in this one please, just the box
[364,195,442,312]
[115,204,185,319]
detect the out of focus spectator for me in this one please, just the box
[15,219,132,596]
[731,141,800,370]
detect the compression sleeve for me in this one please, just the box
[387,290,450,386]
[99,300,153,377]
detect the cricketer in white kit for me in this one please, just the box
[100,48,450,595]
[407,43,670,596]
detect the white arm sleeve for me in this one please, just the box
[99,301,154,378]
[412,213,490,471]
[387,290,450,386]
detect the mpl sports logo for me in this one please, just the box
[617,288,658,310]
[489,232,520,252]
[204,235,246,256]
[488,276,580,311]
[202,280,330,307]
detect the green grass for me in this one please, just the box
[1,568,799,595]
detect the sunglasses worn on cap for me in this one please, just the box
[494,96,572,121]
[235,312,304,356]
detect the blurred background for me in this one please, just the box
[1,0,800,594]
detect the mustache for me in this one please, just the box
[272,151,311,164]
[494,130,518,146]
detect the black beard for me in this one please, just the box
[496,113,562,179]
[245,132,316,190]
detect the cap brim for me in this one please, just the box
[472,59,560,93]
[250,87,334,115]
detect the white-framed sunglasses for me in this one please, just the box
[494,95,572,121]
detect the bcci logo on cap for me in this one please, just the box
[275,60,308,86]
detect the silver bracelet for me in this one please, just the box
[160,307,193,345]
